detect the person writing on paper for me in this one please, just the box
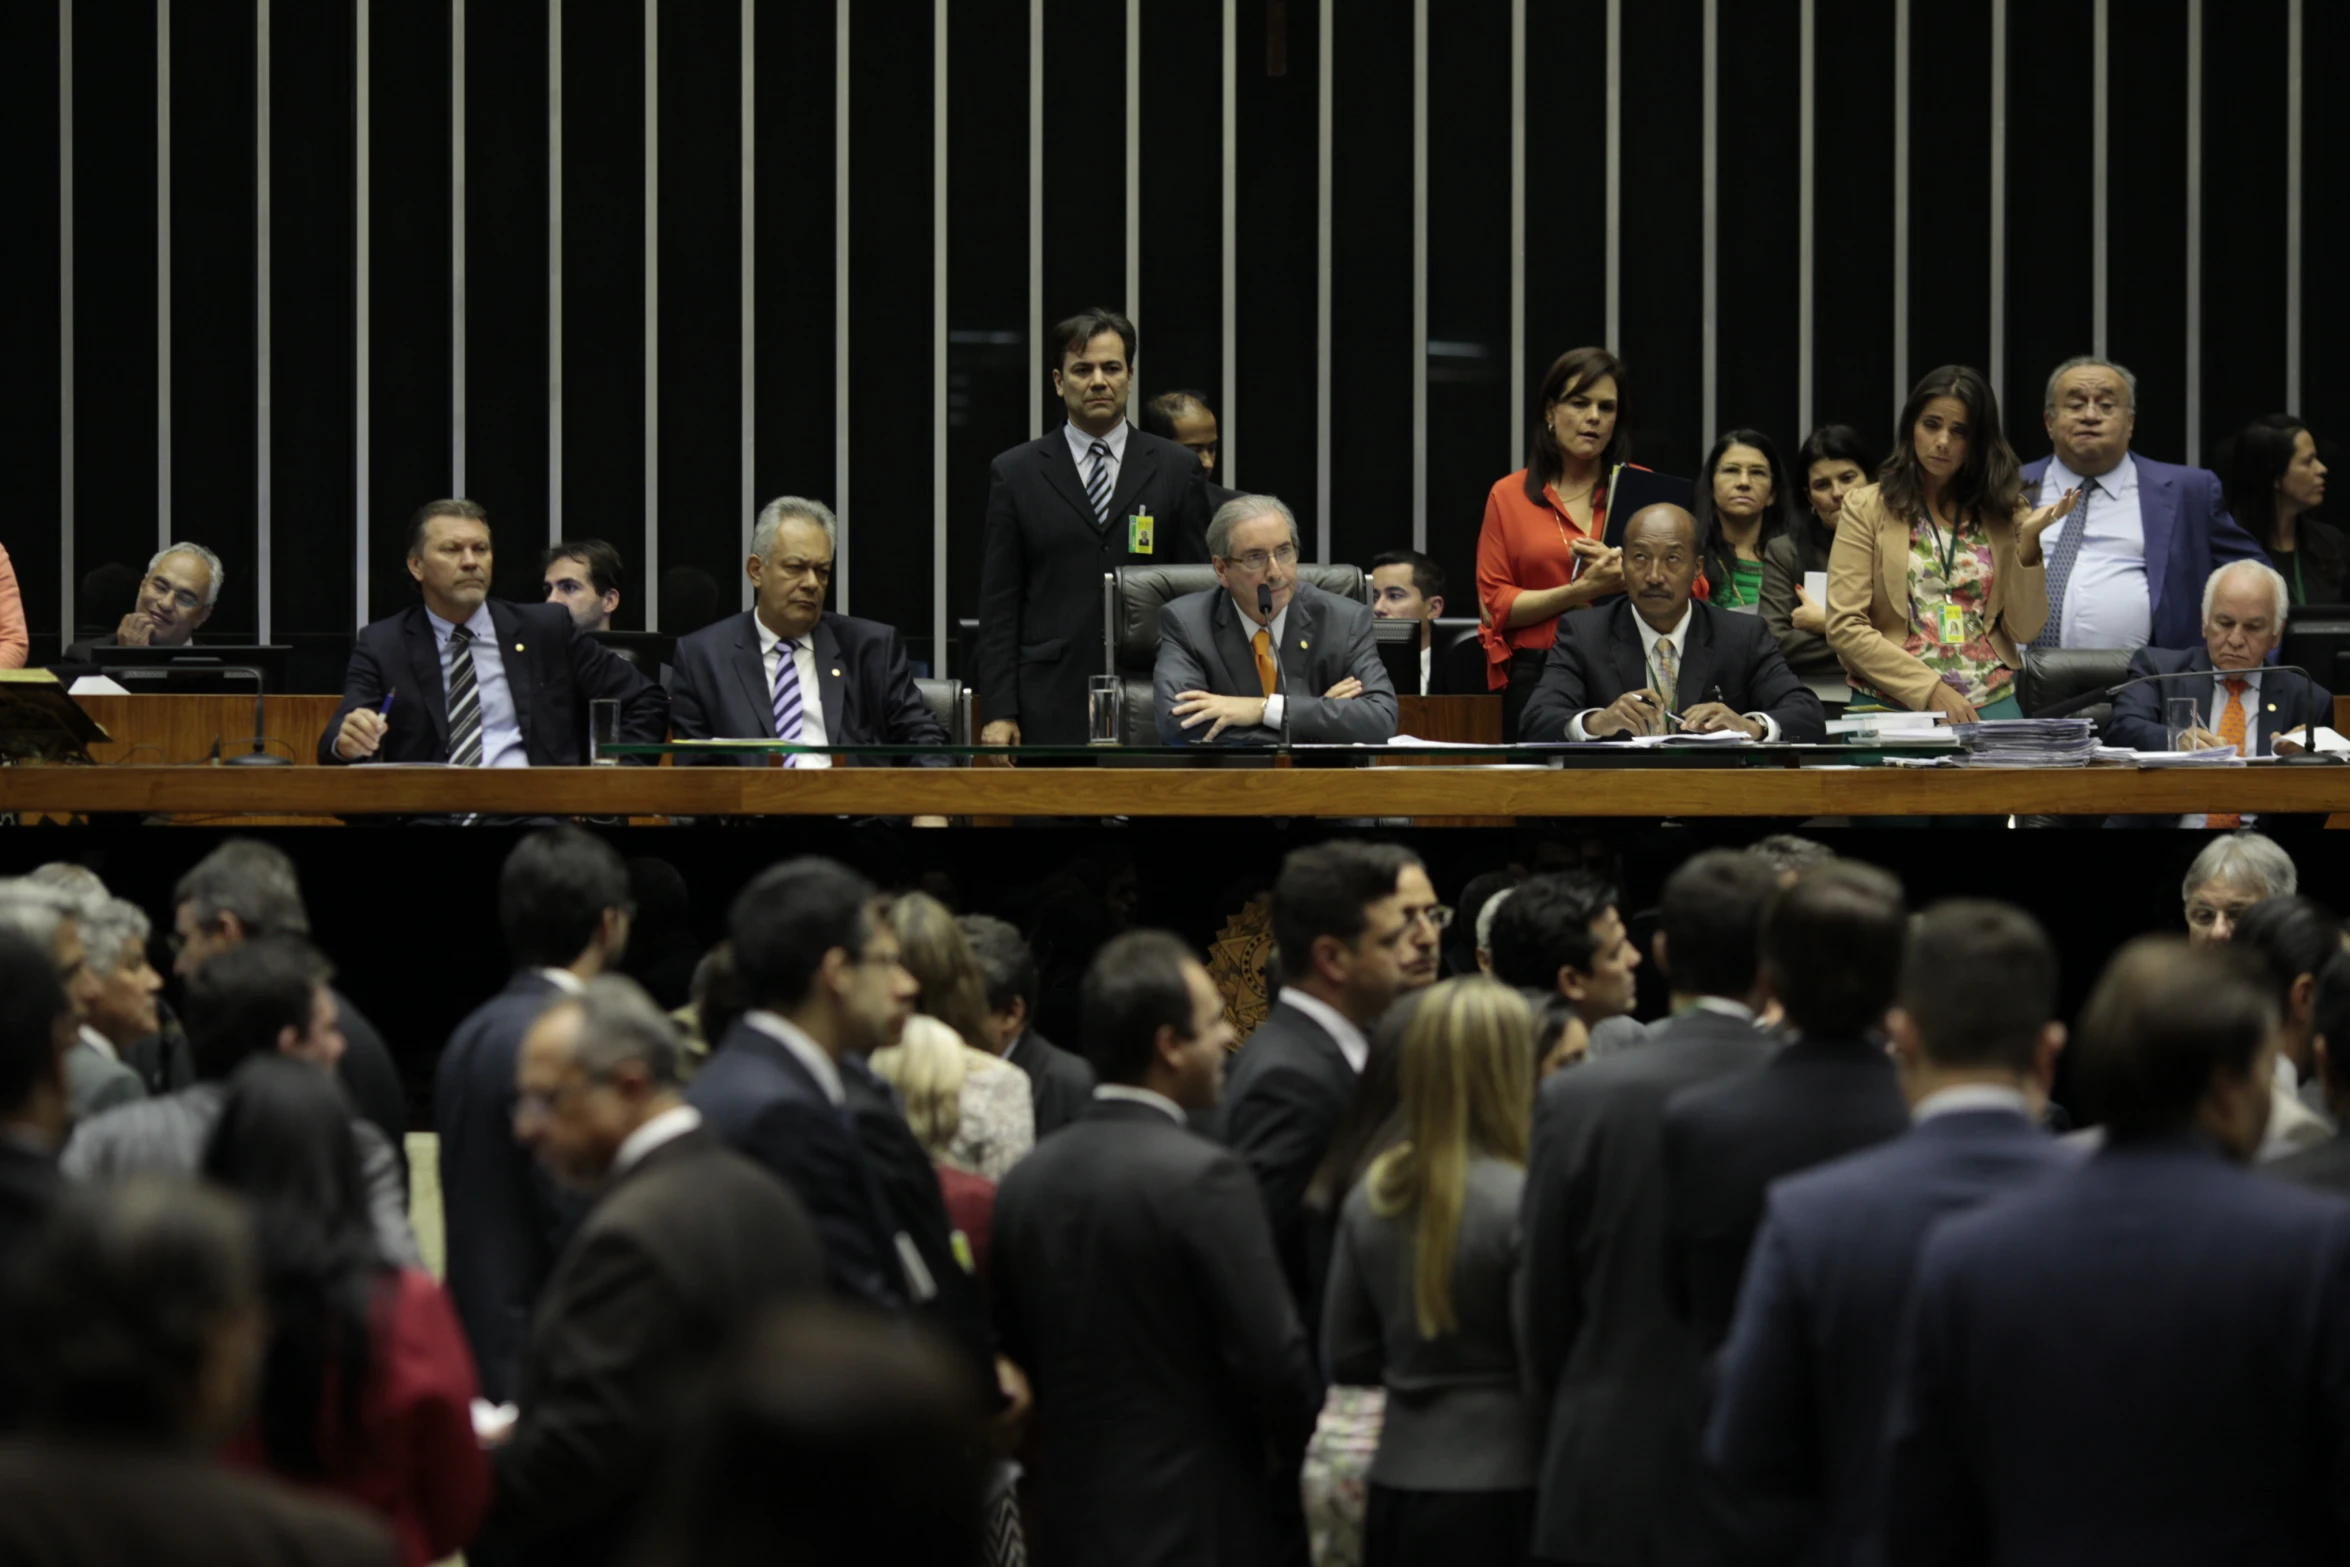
[1826,365,2077,722]
[1760,424,1876,714]
[1519,504,1825,743]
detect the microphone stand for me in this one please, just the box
[210,665,291,766]
[1258,583,1293,756]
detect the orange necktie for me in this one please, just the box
[1252,629,1279,698]
[2209,679,2249,828]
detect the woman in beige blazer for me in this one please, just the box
[1826,364,2080,721]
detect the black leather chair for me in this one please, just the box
[2015,647,2133,734]
[588,631,676,681]
[912,676,971,757]
[1431,618,1488,695]
[1103,564,1371,747]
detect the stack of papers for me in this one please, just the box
[2133,745,2245,767]
[1948,717,2100,767]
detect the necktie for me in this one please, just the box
[1652,637,1680,716]
[772,637,806,769]
[2208,678,2249,827]
[1252,628,1279,698]
[2032,477,2098,650]
[445,626,484,767]
[1084,439,1114,524]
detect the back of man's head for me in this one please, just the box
[184,936,329,1082]
[1272,842,1416,983]
[2229,895,2345,1011]
[173,839,310,939]
[0,881,70,960]
[2,1180,259,1448]
[1486,870,1615,992]
[1897,900,2058,1074]
[730,858,878,1013]
[1081,930,1197,1087]
[2075,936,2276,1140]
[1657,849,1781,1000]
[1762,862,1907,1038]
[500,826,633,971]
[0,931,69,1121]
[957,915,1039,1019]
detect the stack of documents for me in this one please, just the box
[1948,717,2100,767]
[2132,745,2245,767]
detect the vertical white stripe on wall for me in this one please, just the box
[158,0,171,548]
[1510,0,1525,467]
[1700,0,1716,453]
[739,0,753,609]
[1316,0,1332,559]
[1989,0,2005,402]
[60,0,74,652]
[1029,0,1042,443]
[355,0,369,628]
[549,0,562,542]
[1411,0,1426,552]
[2285,0,2302,411]
[835,0,850,607]
[256,0,271,643]
[451,0,465,494]
[2184,0,2202,464]
[1220,0,1236,485]
[643,0,658,627]
[934,0,947,667]
[1797,0,1813,438]
[1125,0,1139,350]
[2092,0,2108,358]
[1891,0,1909,418]
[1605,0,1620,348]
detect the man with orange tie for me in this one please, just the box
[1153,494,1397,745]
[2106,559,2333,827]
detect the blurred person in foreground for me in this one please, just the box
[2181,829,2297,944]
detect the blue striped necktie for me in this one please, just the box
[2032,476,2098,650]
[445,626,484,767]
[772,637,805,768]
[1084,439,1114,524]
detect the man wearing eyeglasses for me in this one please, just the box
[1155,493,1399,745]
[668,495,949,768]
[64,544,222,657]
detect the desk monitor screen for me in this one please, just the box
[1372,617,1424,697]
[90,645,291,694]
[2279,608,2350,700]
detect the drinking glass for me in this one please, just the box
[2163,696,2202,751]
[1088,676,1123,746]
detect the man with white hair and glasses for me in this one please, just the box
[64,543,225,657]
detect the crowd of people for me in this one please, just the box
[0,825,2341,1564]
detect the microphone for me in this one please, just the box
[206,664,292,767]
[2033,662,2328,757]
[1257,582,1293,753]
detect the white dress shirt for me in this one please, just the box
[534,967,586,995]
[1277,986,1369,1074]
[1092,1083,1185,1123]
[427,603,528,767]
[1565,603,1781,741]
[2039,454,2153,651]
[1419,643,1433,697]
[754,612,833,769]
[77,1024,119,1063]
[1240,602,1294,731]
[1912,1083,2032,1123]
[1063,419,1130,505]
[611,1104,702,1176]
[741,1010,845,1105]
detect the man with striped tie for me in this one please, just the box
[321,499,668,768]
[976,308,1214,749]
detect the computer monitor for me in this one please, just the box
[2280,607,2350,698]
[1372,616,1424,696]
[87,645,292,694]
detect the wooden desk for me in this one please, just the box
[78,695,342,766]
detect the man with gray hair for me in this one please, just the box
[1154,492,1398,745]
[0,879,144,1122]
[63,543,223,654]
[666,494,948,767]
[2022,355,2266,652]
[2180,830,2299,944]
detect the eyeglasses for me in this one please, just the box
[515,1076,600,1120]
[1221,543,1300,574]
[1407,905,1456,931]
[147,576,203,613]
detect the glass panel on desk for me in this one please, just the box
[598,738,1968,766]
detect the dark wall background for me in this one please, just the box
[3,0,2339,682]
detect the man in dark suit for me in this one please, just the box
[491,977,823,1567]
[2273,951,2350,1195]
[686,857,918,1308]
[435,828,630,1403]
[1221,843,1435,1337]
[1485,869,1647,1065]
[995,929,1319,1567]
[1518,850,1780,1567]
[2107,559,2330,755]
[1156,494,1399,745]
[959,913,1095,1139]
[977,308,1213,749]
[1707,900,2077,1567]
[1371,549,1483,696]
[0,933,70,1273]
[668,496,948,766]
[62,541,222,656]
[1883,937,2350,1565]
[321,498,668,767]
[1520,503,1826,744]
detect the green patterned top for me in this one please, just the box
[1715,556,1766,610]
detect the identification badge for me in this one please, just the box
[1937,603,1966,644]
[1128,509,1155,555]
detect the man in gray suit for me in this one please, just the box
[1155,493,1399,745]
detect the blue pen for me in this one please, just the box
[377,691,396,718]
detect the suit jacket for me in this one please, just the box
[0,1443,395,1567]
[2104,643,2332,756]
[1707,1108,2080,1567]
[490,1126,823,1567]
[2022,454,2270,649]
[1518,1006,1776,1566]
[1008,1027,1097,1140]
[1518,597,1827,743]
[1217,1000,1363,1338]
[994,1097,1319,1567]
[977,425,1213,744]
[667,610,948,767]
[685,1019,906,1308]
[433,972,585,1403]
[317,600,668,766]
[0,1141,58,1277]
[1154,582,1399,746]
[333,990,411,1198]
[1884,1137,2350,1566]
[2270,1127,2350,1197]
[65,1037,144,1123]
[1825,483,2048,711]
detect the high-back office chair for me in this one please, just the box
[911,677,972,758]
[2015,647,2134,734]
[1103,564,1371,747]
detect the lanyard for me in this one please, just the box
[1919,504,1967,584]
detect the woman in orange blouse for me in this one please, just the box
[1476,347,1632,736]
[0,543,27,668]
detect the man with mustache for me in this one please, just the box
[1519,503,1826,744]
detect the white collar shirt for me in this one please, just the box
[76,1025,118,1063]
[741,1010,845,1106]
[1565,603,1781,741]
[2040,453,2152,651]
[753,613,833,769]
[612,1104,702,1176]
[426,603,529,767]
[1278,985,1369,1075]
[534,967,586,995]
[1092,1084,1186,1124]
[1063,420,1130,504]
[1912,1084,2033,1124]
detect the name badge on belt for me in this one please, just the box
[1128,509,1155,555]
[1937,603,1966,644]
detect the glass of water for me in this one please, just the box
[1088,676,1123,746]
[2163,696,2203,751]
[589,699,622,766]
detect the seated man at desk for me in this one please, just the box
[1519,503,1826,742]
[66,543,223,654]
[668,495,947,766]
[1154,494,1398,745]
[321,499,669,765]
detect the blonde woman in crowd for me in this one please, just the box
[878,895,1034,1182]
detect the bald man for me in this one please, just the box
[1519,504,1826,743]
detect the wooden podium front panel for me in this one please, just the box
[76,695,342,767]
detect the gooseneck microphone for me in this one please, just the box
[2032,663,2326,757]
[1258,583,1293,753]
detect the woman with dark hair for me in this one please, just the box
[2221,414,2337,604]
[1476,347,1640,735]
[1692,428,1793,613]
[1761,425,1877,711]
[1826,366,2078,722]
[206,1056,489,1567]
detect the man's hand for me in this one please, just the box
[333,708,388,762]
[1679,702,1764,738]
[1585,687,1668,738]
[2177,725,2226,752]
[1322,676,1364,701]
[114,612,155,648]
[1171,691,1269,743]
[978,718,1021,768]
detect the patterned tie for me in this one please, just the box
[1651,636,1680,716]
[772,637,806,769]
[2208,678,2249,828]
[1084,439,1114,524]
[445,626,484,767]
[1252,628,1279,698]
[2032,476,2098,650]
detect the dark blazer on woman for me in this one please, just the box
[1758,529,1844,682]
[667,609,948,765]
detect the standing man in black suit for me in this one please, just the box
[1883,938,2350,1565]
[1707,900,2075,1567]
[2273,952,2350,1195]
[668,496,948,766]
[1520,504,1827,743]
[435,827,630,1404]
[489,977,823,1567]
[994,930,1319,1567]
[1518,850,1781,1567]
[322,499,668,767]
[1221,842,1438,1337]
[686,858,919,1308]
[959,913,1095,1139]
[977,308,1212,749]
